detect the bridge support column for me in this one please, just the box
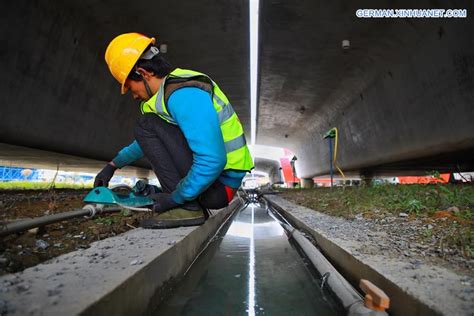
[360,170,374,187]
[301,178,314,189]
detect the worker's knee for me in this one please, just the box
[135,113,158,130]
[134,114,162,139]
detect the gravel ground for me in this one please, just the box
[0,202,237,316]
[279,188,473,275]
[266,194,474,315]
[0,189,150,275]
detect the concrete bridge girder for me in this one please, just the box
[0,0,250,169]
[253,157,282,184]
[0,1,473,178]
[258,1,474,178]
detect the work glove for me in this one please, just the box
[151,193,180,213]
[133,180,162,196]
[93,164,117,187]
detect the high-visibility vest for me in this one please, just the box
[140,68,254,172]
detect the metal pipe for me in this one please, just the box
[290,228,360,306]
[328,137,334,187]
[266,205,363,310]
[0,206,121,237]
[288,228,387,316]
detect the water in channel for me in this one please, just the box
[154,202,344,315]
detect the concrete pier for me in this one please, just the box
[301,178,315,188]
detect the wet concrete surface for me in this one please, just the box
[155,203,343,315]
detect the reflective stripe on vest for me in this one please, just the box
[217,102,235,124]
[140,68,254,171]
[225,134,247,153]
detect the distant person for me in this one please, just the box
[94,33,253,228]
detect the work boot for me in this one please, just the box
[139,208,206,229]
[181,200,201,211]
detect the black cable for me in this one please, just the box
[456,164,469,182]
[139,73,154,98]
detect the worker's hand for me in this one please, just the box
[94,163,117,187]
[151,193,180,213]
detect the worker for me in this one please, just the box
[94,33,254,228]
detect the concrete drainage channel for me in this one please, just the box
[154,192,386,315]
[0,194,389,315]
[264,194,448,316]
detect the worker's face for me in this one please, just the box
[124,79,149,101]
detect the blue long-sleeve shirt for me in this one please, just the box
[112,87,246,203]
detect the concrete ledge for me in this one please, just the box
[0,199,242,316]
[266,195,473,316]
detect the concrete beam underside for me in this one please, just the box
[0,0,250,169]
[0,143,152,178]
[302,25,474,176]
[257,1,474,178]
[295,24,474,178]
[254,157,283,184]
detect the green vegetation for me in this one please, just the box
[280,183,474,258]
[94,210,134,225]
[280,184,474,220]
[94,215,120,225]
[0,181,93,190]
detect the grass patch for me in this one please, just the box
[280,184,474,258]
[94,215,120,225]
[279,184,474,220]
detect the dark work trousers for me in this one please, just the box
[134,113,230,210]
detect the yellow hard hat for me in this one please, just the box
[105,33,156,94]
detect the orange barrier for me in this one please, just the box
[398,174,450,184]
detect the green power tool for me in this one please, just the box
[82,181,206,229]
[83,180,161,209]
